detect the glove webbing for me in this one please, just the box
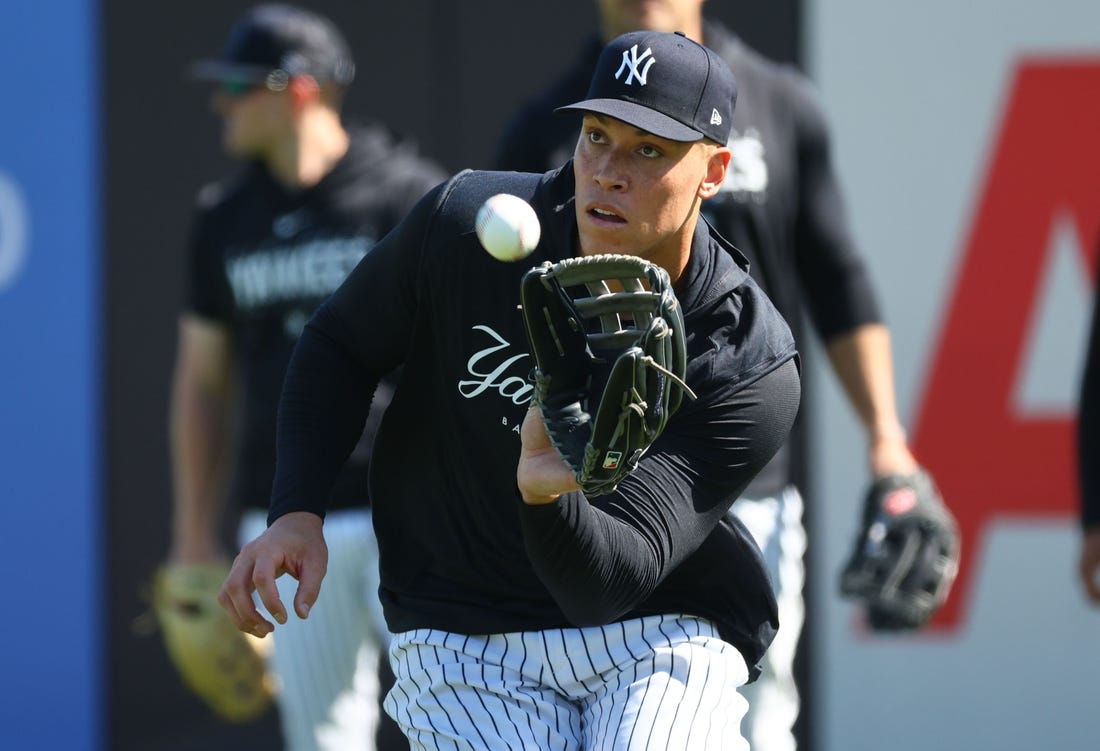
[540,270,696,400]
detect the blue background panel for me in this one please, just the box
[0,2,100,749]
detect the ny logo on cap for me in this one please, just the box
[615,44,655,86]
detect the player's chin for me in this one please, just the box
[221,128,256,159]
[577,221,632,256]
[221,132,247,157]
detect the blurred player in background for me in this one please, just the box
[1078,292,1100,603]
[494,2,921,749]
[165,4,446,749]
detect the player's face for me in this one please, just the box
[597,0,706,40]
[211,83,291,159]
[572,113,729,270]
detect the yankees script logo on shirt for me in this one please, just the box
[457,325,535,434]
[615,45,655,85]
[457,324,533,407]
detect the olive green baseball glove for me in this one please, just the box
[520,253,694,496]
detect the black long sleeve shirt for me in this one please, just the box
[268,165,800,677]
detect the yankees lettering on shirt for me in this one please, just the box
[458,324,533,433]
[226,235,373,311]
[458,324,533,404]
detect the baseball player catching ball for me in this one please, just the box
[220,31,800,750]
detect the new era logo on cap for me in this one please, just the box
[556,30,737,144]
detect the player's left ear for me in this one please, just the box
[287,75,321,109]
[698,144,731,200]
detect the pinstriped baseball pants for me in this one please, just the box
[240,508,389,751]
[731,486,806,751]
[383,613,751,750]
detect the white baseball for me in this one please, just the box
[475,193,541,262]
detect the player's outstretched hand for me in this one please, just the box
[517,405,581,506]
[1079,528,1100,604]
[218,511,328,637]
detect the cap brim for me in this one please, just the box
[187,59,274,83]
[555,98,704,143]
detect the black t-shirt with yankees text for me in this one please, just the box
[185,123,449,511]
[268,165,801,679]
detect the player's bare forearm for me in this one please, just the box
[824,323,917,477]
[169,380,234,557]
[168,316,237,562]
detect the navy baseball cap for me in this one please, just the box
[557,30,736,144]
[189,4,355,87]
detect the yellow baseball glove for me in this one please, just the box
[152,562,275,722]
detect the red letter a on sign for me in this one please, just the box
[912,60,1100,630]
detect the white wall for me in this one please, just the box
[805,3,1100,750]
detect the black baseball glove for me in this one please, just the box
[839,468,961,631]
[520,254,694,496]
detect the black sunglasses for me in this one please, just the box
[219,79,258,98]
[217,70,291,99]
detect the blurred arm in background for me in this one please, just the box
[1078,292,1100,603]
[825,323,917,478]
[169,314,237,564]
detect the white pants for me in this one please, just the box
[240,508,389,751]
[384,614,750,750]
[730,486,806,751]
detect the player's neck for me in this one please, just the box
[267,110,350,190]
[664,204,702,290]
[674,18,704,45]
